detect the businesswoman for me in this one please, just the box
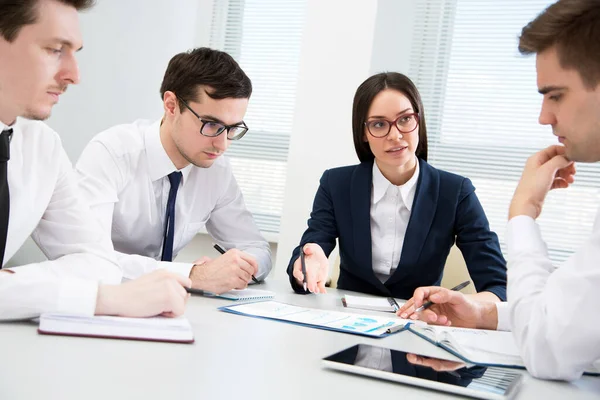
[287,72,506,303]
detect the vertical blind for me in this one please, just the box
[209,0,306,238]
[410,0,600,264]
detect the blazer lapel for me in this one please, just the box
[387,159,439,286]
[349,162,388,292]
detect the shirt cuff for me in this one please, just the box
[56,278,99,316]
[159,261,194,278]
[506,215,546,260]
[495,302,511,332]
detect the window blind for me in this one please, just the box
[410,0,600,264]
[209,0,306,239]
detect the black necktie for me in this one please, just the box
[0,129,11,268]
[161,171,182,262]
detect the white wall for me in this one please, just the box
[273,0,381,282]
[46,0,202,161]
[273,0,420,282]
[8,0,208,266]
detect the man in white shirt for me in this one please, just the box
[0,0,190,320]
[398,0,600,381]
[75,47,272,294]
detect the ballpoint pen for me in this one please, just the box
[385,324,405,334]
[213,243,260,284]
[387,297,400,312]
[300,246,307,291]
[413,280,471,313]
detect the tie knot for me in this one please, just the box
[168,171,182,187]
[0,129,12,162]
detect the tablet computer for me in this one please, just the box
[323,344,523,400]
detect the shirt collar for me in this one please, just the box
[372,159,420,211]
[144,119,193,184]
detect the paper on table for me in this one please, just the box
[38,313,194,343]
[221,300,420,337]
[342,294,405,312]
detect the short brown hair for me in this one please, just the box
[519,0,600,89]
[0,0,95,42]
[352,72,428,163]
[160,47,252,110]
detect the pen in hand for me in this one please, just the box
[213,243,260,284]
[300,246,307,292]
[413,280,472,314]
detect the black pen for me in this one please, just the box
[185,287,207,296]
[300,245,307,292]
[387,297,400,312]
[413,280,471,313]
[213,243,259,284]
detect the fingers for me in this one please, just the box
[292,258,304,284]
[398,297,415,317]
[410,309,450,326]
[193,256,212,266]
[238,251,259,275]
[305,258,319,293]
[316,279,327,294]
[172,273,193,289]
[399,286,446,318]
[534,145,567,165]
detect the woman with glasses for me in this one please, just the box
[287,72,506,307]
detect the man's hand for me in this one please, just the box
[397,286,498,330]
[189,249,258,294]
[509,145,575,220]
[95,269,191,318]
[292,243,329,293]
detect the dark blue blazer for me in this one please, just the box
[287,159,507,300]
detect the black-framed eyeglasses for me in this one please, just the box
[176,95,249,140]
[364,112,420,138]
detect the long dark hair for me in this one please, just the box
[352,72,428,162]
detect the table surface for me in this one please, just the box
[1,279,599,400]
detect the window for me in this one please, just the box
[209,0,306,240]
[410,0,600,264]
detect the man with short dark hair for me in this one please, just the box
[76,47,272,294]
[0,0,191,320]
[398,0,600,381]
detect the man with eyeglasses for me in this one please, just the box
[75,47,272,294]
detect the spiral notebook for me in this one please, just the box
[215,288,275,301]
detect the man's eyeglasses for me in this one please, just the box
[365,112,420,138]
[176,95,248,140]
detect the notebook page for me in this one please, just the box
[434,326,522,365]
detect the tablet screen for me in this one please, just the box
[323,344,523,399]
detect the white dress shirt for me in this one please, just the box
[506,213,600,380]
[0,118,121,321]
[75,119,272,281]
[370,160,419,283]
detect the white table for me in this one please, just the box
[1,279,599,400]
